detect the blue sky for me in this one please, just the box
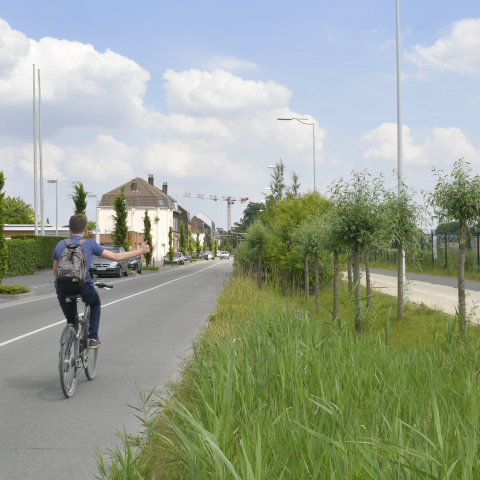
[1,0,479,228]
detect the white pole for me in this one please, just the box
[396,0,406,301]
[38,69,45,236]
[96,199,99,243]
[55,181,58,236]
[312,125,316,192]
[33,65,38,236]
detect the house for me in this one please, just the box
[192,211,216,249]
[98,175,188,260]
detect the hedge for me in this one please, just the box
[10,235,67,268]
[5,239,38,277]
[0,285,30,294]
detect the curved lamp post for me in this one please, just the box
[277,117,316,192]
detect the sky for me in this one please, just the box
[1,0,479,229]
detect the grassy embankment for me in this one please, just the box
[97,272,480,479]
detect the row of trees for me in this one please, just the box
[238,159,480,337]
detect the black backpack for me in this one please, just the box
[56,238,88,292]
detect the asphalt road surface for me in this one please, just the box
[0,259,232,479]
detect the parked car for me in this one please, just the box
[219,251,230,259]
[184,251,192,262]
[90,246,129,278]
[164,252,185,265]
[128,255,142,273]
[192,252,199,259]
[199,250,206,259]
[203,251,214,260]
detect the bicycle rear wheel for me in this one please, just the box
[59,324,78,398]
[83,305,98,380]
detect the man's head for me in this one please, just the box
[69,214,87,235]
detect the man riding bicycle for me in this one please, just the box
[53,214,150,349]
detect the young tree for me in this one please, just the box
[87,221,96,233]
[168,226,174,266]
[329,171,388,336]
[4,196,34,224]
[202,234,207,251]
[143,210,153,266]
[386,176,426,320]
[214,237,218,257]
[179,220,187,255]
[188,228,195,261]
[69,181,89,215]
[425,160,480,331]
[111,186,130,251]
[267,159,287,203]
[195,232,201,257]
[0,173,7,283]
[246,220,269,288]
[288,172,301,199]
[234,202,264,232]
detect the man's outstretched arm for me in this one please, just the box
[101,242,151,262]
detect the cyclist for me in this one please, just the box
[52,214,150,349]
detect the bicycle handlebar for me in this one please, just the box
[95,282,114,289]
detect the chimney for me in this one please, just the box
[162,182,168,195]
[148,174,154,186]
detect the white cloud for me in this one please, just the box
[361,123,480,167]
[163,68,291,114]
[0,18,151,135]
[405,18,480,75]
[204,55,257,71]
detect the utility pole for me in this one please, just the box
[38,69,45,236]
[396,0,407,302]
[227,198,232,233]
[33,65,38,235]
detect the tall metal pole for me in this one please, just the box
[33,65,38,235]
[38,69,45,236]
[96,199,99,243]
[312,125,316,192]
[227,198,232,233]
[55,181,58,236]
[396,0,406,301]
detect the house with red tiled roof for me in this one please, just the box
[97,175,187,260]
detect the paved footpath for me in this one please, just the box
[366,268,480,321]
[0,259,232,480]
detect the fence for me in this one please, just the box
[370,233,480,272]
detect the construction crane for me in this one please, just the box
[177,193,249,232]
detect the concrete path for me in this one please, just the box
[0,259,231,480]
[365,270,480,321]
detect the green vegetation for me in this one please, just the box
[142,266,159,271]
[179,220,187,256]
[3,195,34,224]
[111,186,130,252]
[188,228,195,261]
[168,227,174,266]
[143,210,153,266]
[233,201,264,233]
[4,239,37,277]
[97,271,480,479]
[195,232,201,257]
[10,235,67,269]
[69,181,89,215]
[0,172,7,282]
[0,285,30,294]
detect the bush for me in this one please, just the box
[6,239,37,277]
[142,266,159,270]
[10,235,67,268]
[0,285,30,294]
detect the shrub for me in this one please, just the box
[0,285,30,294]
[6,239,37,277]
[142,266,159,270]
[10,235,67,268]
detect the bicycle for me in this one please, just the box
[59,282,113,398]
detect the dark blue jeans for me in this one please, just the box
[56,283,101,340]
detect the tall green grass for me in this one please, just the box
[97,274,480,479]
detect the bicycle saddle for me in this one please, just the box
[65,294,82,302]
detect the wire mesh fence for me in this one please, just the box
[370,233,480,272]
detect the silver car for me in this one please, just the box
[219,251,230,259]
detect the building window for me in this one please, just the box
[158,199,164,206]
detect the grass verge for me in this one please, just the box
[143,266,160,271]
[96,273,480,479]
[0,285,30,294]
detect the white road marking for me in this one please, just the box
[31,284,52,288]
[412,288,427,293]
[0,263,219,349]
[436,294,457,300]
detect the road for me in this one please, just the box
[0,259,232,480]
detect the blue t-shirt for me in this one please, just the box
[53,236,105,287]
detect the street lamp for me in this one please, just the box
[87,194,98,242]
[277,117,316,192]
[47,180,57,236]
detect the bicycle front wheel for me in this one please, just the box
[59,325,78,398]
[82,305,98,380]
